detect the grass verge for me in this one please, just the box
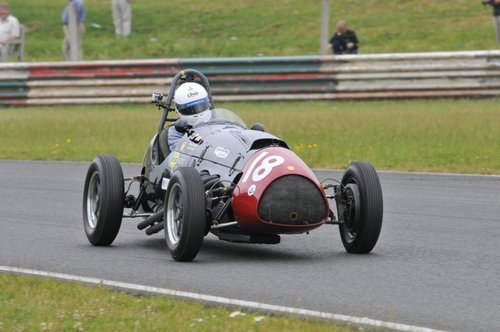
[1,99,499,174]
[11,0,500,62]
[0,273,355,332]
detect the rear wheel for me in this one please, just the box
[339,161,383,253]
[83,154,124,246]
[164,167,206,261]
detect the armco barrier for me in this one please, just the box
[1,50,500,106]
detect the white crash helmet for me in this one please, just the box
[174,82,212,126]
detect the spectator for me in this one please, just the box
[0,3,20,60]
[488,0,500,45]
[111,0,132,37]
[61,0,85,61]
[329,20,359,54]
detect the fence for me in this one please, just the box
[1,50,500,106]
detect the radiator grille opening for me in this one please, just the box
[257,175,327,225]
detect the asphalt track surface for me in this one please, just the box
[1,160,499,332]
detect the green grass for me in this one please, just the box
[1,99,499,174]
[0,273,355,332]
[10,0,500,62]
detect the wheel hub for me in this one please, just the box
[343,183,360,242]
[86,171,101,229]
[166,184,183,245]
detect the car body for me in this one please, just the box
[83,69,383,261]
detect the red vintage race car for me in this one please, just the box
[83,69,383,261]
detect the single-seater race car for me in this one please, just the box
[83,69,383,262]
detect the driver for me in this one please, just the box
[167,82,212,151]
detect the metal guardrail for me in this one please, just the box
[1,50,499,106]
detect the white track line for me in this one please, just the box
[0,265,447,332]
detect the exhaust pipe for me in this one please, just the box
[137,209,163,230]
[145,221,164,235]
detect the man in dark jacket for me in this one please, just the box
[329,20,358,54]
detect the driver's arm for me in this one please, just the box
[167,125,184,151]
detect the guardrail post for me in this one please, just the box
[319,0,330,55]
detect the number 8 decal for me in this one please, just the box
[252,155,285,181]
[242,151,285,183]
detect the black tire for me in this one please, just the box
[82,154,124,246]
[164,167,206,262]
[339,161,383,254]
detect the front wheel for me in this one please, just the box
[338,161,383,254]
[82,154,124,246]
[164,167,206,262]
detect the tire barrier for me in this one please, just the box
[1,50,499,106]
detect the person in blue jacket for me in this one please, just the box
[61,0,85,60]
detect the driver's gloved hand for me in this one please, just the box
[174,119,190,133]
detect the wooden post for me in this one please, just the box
[67,2,80,61]
[319,0,330,55]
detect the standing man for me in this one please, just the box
[61,0,85,61]
[111,0,132,37]
[329,20,359,55]
[0,3,20,61]
[487,0,500,45]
